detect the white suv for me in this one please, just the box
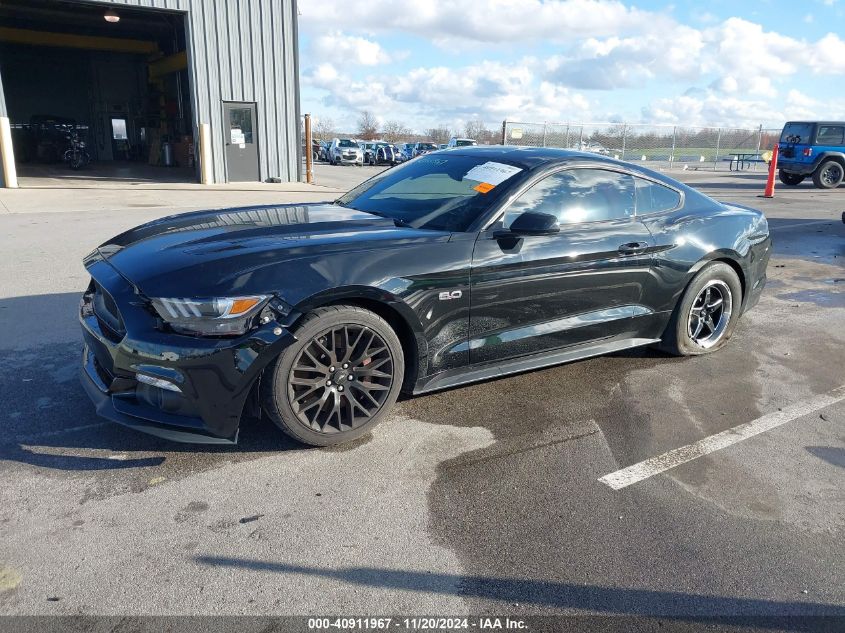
[447,137,478,148]
[329,138,363,166]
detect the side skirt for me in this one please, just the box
[413,337,660,395]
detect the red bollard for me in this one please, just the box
[762,143,779,198]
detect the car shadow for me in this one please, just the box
[193,556,845,624]
[806,446,845,469]
[0,292,304,472]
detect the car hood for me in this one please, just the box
[93,203,448,298]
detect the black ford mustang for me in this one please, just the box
[79,147,770,446]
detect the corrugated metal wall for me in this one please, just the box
[53,0,301,183]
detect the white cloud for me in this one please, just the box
[310,31,393,66]
[306,60,593,132]
[299,0,669,45]
[641,88,845,127]
[300,2,845,130]
[545,26,705,89]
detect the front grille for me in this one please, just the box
[92,281,126,340]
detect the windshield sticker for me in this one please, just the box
[464,161,522,186]
[473,182,495,194]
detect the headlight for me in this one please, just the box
[150,295,268,336]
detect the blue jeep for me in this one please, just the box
[778,121,845,189]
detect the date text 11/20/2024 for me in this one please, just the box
[307,617,528,630]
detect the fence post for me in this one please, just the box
[542,123,547,148]
[670,126,677,168]
[621,124,627,161]
[501,120,507,146]
[714,128,721,171]
[754,125,763,171]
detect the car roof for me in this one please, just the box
[441,145,621,169]
[784,121,845,126]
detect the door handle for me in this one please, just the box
[618,242,649,255]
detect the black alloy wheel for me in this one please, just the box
[813,160,844,189]
[288,324,394,432]
[657,262,742,356]
[262,305,404,446]
[686,280,732,349]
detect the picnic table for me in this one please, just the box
[727,153,767,171]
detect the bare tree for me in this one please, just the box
[314,117,335,140]
[382,120,411,143]
[464,119,489,141]
[357,110,379,140]
[426,125,452,144]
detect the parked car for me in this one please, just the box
[318,141,331,162]
[438,144,447,150]
[573,141,610,155]
[447,137,477,148]
[79,147,770,447]
[304,138,321,161]
[363,141,399,166]
[329,138,363,166]
[392,144,407,163]
[413,142,438,157]
[778,121,845,189]
[399,143,415,161]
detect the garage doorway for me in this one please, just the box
[0,0,196,187]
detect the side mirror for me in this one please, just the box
[506,211,560,236]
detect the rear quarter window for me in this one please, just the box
[634,177,681,214]
[815,126,845,146]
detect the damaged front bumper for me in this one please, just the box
[79,258,296,444]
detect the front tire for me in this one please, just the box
[658,262,742,356]
[812,160,844,189]
[261,305,404,446]
[778,170,804,186]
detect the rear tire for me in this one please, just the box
[658,262,742,356]
[261,305,404,446]
[778,170,804,186]
[812,160,844,189]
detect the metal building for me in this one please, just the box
[0,0,301,187]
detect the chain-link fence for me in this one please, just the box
[503,121,782,171]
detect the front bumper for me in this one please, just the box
[336,153,362,164]
[79,258,297,443]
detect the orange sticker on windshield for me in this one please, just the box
[474,182,495,194]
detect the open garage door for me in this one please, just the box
[0,0,196,187]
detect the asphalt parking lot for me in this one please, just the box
[0,165,843,627]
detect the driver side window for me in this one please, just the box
[503,168,635,229]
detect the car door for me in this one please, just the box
[468,167,656,365]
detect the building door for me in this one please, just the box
[223,102,259,181]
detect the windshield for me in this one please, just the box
[338,139,357,148]
[418,143,437,150]
[780,123,815,144]
[456,140,476,146]
[336,154,525,231]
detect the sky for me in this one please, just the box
[297,0,845,135]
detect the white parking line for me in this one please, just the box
[599,385,845,490]
[769,219,837,231]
